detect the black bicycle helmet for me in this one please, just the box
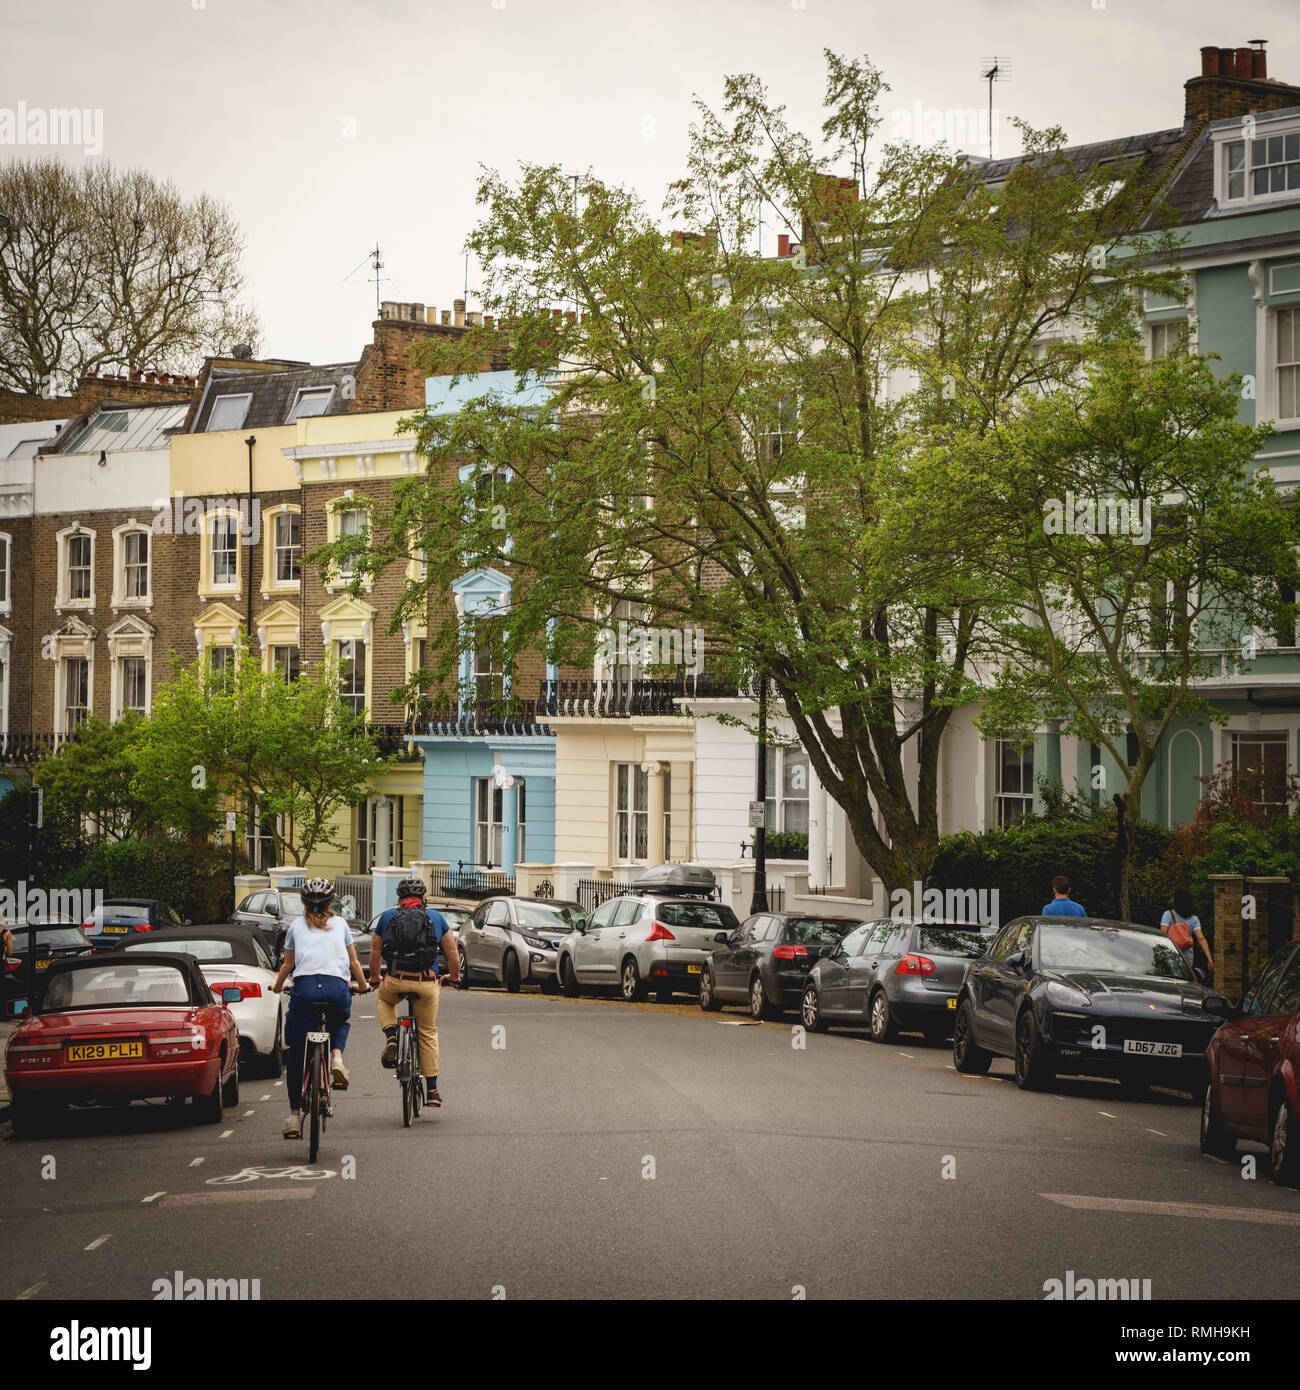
[301,876,335,911]
[396,876,427,900]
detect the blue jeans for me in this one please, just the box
[285,974,352,1106]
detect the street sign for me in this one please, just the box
[747,801,765,828]
[225,811,237,832]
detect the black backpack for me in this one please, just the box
[382,904,439,971]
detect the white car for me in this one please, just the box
[115,927,285,1077]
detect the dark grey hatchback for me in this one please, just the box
[700,913,866,1020]
[801,919,990,1042]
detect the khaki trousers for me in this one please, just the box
[377,974,440,1077]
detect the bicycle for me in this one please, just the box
[300,999,334,1163]
[393,991,422,1127]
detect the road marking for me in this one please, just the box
[16,1281,46,1300]
[243,1109,254,1116]
[1145,1128,1167,1136]
[897,1052,914,1059]
[716,1020,760,1027]
[1040,1193,1300,1227]
[140,1191,166,1204]
[1098,1111,1117,1119]
[162,1189,317,1206]
[273,1081,283,1087]
[259,1094,271,1101]
[220,1130,233,1138]
[189,1158,204,1167]
[84,1234,111,1251]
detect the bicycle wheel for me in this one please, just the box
[411,1029,422,1118]
[307,1048,322,1163]
[399,1028,413,1128]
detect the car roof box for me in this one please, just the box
[633,863,717,896]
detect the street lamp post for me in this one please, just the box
[751,670,769,914]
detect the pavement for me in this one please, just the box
[2,986,1298,1300]
[0,1019,15,1116]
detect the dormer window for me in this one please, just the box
[1220,125,1300,206]
[286,387,334,423]
[207,393,252,432]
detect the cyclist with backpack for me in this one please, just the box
[369,876,461,1107]
[1160,888,1214,975]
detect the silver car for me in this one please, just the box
[460,897,588,992]
[557,893,741,1003]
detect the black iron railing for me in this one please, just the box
[0,730,78,765]
[429,863,517,900]
[575,876,643,913]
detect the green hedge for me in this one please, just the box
[930,813,1175,926]
[753,831,809,859]
[60,838,247,923]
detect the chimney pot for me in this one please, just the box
[1252,44,1268,79]
[425,306,438,324]
[1235,47,1254,78]
[1201,46,1220,77]
[1218,47,1235,75]
[441,310,451,325]
[483,315,495,330]
[466,311,481,327]
[777,233,791,257]
[453,298,466,328]
[411,303,424,321]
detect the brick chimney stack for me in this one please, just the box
[1185,40,1300,125]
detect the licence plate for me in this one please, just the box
[101,925,129,935]
[1122,1039,1182,1058]
[686,964,702,974]
[35,958,51,970]
[947,996,957,1009]
[68,1041,144,1061]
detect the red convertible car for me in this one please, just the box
[1201,938,1300,1186]
[4,952,240,1139]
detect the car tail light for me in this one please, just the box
[895,954,936,975]
[211,981,261,1000]
[4,959,20,974]
[645,923,676,943]
[773,944,808,959]
[132,923,153,931]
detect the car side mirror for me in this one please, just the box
[1192,966,1208,985]
[1203,993,1233,1018]
[1007,951,1027,971]
[266,903,280,918]
[714,932,729,945]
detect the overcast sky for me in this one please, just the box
[3,0,1295,365]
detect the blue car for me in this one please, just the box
[83,898,186,952]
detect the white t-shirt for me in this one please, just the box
[284,915,353,981]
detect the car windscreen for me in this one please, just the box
[279,892,346,918]
[40,962,191,1011]
[656,902,740,929]
[1038,925,1193,980]
[123,938,238,963]
[16,927,87,950]
[514,903,581,931]
[917,927,986,958]
[783,917,862,944]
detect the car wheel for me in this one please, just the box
[749,973,775,1022]
[1271,1095,1300,1187]
[503,951,522,994]
[1013,1010,1052,1091]
[221,1052,240,1108]
[869,989,899,1044]
[266,1012,284,1079]
[459,946,469,982]
[1199,1081,1236,1160]
[196,1063,225,1125]
[620,957,647,1003]
[801,984,828,1033]
[699,966,722,1012]
[560,956,581,998]
[952,999,992,1074]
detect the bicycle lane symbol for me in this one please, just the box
[207,1165,336,1185]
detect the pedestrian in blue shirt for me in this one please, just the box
[1042,875,1087,916]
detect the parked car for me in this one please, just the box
[952,915,1231,1095]
[3,920,94,1018]
[460,897,588,992]
[1201,938,1300,1186]
[83,898,186,952]
[232,887,360,961]
[701,913,867,1020]
[557,869,741,1003]
[3,952,240,1138]
[114,927,285,1077]
[800,918,988,1040]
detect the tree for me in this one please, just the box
[132,643,391,866]
[974,338,1297,916]
[34,715,155,840]
[316,49,1182,897]
[0,159,260,395]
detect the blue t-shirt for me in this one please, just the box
[1042,897,1087,916]
[373,903,451,973]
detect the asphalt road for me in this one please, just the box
[2,987,1297,1301]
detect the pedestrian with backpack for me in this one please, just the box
[369,876,462,1108]
[1160,888,1214,975]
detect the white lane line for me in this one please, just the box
[259,1094,271,1101]
[897,1052,915,1059]
[273,1081,283,1088]
[243,1110,254,1116]
[84,1234,112,1251]
[16,1281,46,1300]
[1146,1128,1168,1136]
[189,1157,205,1167]
[1098,1111,1117,1119]
[219,1129,233,1138]
[141,1191,166,1204]
[1040,1193,1300,1228]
